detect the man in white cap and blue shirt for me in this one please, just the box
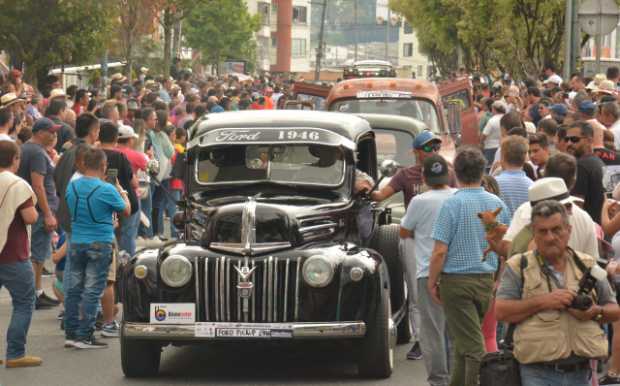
[372,130,455,360]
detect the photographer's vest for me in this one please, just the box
[506,250,608,364]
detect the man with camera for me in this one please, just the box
[496,200,620,385]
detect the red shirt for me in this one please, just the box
[0,198,34,264]
[114,146,148,174]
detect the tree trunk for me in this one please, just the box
[172,17,182,61]
[163,7,173,78]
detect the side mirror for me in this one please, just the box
[379,159,402,178]
[172,212,186,231]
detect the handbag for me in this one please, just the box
[480,254,527,386]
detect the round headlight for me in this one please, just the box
[303,255,335,288]
[160,255,193,287]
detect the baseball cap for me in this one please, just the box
[578,100,596,115]
[413,130,442,149]
[118,124,138,140]
[549,104,568,117]
[32,118,61,134]
[49,88,66,99]
[422,155,449,186]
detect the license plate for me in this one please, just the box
[195,322,293,338]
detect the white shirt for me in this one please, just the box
[0,133,14,142]
[504,200,599,258]
[611,119,620,151]
[482,114,503,149]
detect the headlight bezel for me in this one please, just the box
[302,255,335,288]
[160,254,193,288]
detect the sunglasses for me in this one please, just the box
[562,136,583,144]
[421,143,441,153]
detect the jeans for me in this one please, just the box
[399,238,420,341]
[417,277,450,386]
[520,364,590,386]
[483,148,498,169]
[0,260,35,360]
[119,203,141,256]
[138,184,153,238]
[64,242,113,340]
[30,214,52,262]
[439,273,494,386]
[154,179,179,238]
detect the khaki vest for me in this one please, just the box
[506,250,608,364]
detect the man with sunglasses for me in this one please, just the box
[565,121,605,224]
[371,130,455,361]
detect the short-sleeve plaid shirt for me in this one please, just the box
[432,187,511,274]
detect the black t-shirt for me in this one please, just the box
[103,149,138,215]
[572,153,605,224]
[595,147,620,193]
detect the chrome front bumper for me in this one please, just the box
[122,321,367,340]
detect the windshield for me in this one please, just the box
[330,98,441,134]
[374,129,416,168]
[196,144,345,186]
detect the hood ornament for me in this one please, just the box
[235,259,255,320]
[240,197,257,256]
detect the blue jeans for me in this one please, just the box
[0,260,35,359]
[154,180,179,238]
[64,242,113,340]
[138,184,153,238]
[119,203,141,256]
[482,148,497,170]
[30,214,52,263]
[520,363,590,386]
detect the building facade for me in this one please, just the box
[396,20,431,79]
[246,0,312,73]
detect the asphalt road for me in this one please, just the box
[0,272,429,386]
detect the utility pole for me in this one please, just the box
[354,0,359,61]
[385,8,390,62]
[315,0,327,81]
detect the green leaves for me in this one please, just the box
[389,0,565,77]
[183,0,260,72]
[0,0,115,84]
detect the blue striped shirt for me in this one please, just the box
[495,169,533,217]
[432,187,511,274]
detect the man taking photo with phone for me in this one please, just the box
[63,148,130,349]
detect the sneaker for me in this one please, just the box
[35,295,58,309]
[39,292,60,305]
[74,335,108,349]
[42,267,53,276]
[57,310,65,320]
[5,355,43,368]
[406,342,423,360]
[600,374,620,385]
[64,338,76,348]
[101,321,120,338]
[95,312,104,331]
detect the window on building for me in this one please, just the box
[404,22,413,34]
[258,2,270,25]
[271,34,277,48]
[403,43,413,57]
[293,6,307,23]
[292,38,307,57]
[417,65,423,78]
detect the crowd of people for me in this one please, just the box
[0,67,294,366]
[375,65,620,386]
[3,60,620,386]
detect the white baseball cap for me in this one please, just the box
[118,124,138,139]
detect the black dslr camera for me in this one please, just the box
[570,265,607,311]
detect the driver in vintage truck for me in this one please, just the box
[118,110,409,379]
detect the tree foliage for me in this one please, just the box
[183,0,260,73]
[389,0,565,78]
[0,0,115,85]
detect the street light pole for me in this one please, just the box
[315,0,327,82]
[354,0,358,61]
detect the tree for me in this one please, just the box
[0,0,115,86]
[389,0,566,78]
[115,0,158,81]
[184,0,260,74]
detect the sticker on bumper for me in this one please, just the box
[149,303,195,324]
[195,322,293,338]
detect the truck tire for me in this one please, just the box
[370,224,411,344]
[357,287,394,378]
[121,327,161,377]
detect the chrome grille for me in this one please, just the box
[198,256,302,322]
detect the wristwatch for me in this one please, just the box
[593,307,604,322]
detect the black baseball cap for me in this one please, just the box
[32,118,61,134]
[423,155,449,186]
